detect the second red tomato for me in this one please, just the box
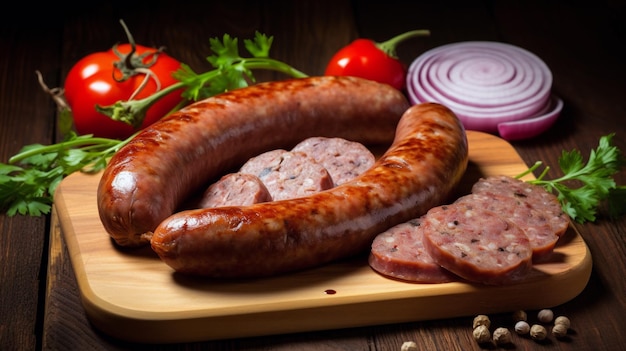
[324,39,407,91]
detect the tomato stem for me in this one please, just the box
[112,19,164,83]
[376,29,431,59]
[97,57,308,128]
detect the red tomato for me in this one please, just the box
[324,39,407,91]
[64,44,184,139]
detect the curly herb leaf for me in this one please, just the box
[519,133,626,223]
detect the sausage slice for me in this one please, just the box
[199,173,272,208]
[421,203,533,285]
[291,137,375,185]
[239,149,334,200]
[369,218,459,283]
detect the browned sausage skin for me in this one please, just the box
[97,76,410,247]
[150,103,469,278]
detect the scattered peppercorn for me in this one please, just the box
[537,309,554,323]
[515,320,530,335]
[469,309,573,347]
[473,325,491,344]
[552,323,568,338]
[530,324,547,341]
[401,341,418,351]
[512,310,527,322]
[472,314,491,329]
[554,316,571,329]
[492,327,512,345]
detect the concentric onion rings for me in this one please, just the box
[406,41,562,140]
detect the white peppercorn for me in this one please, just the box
[554,315,571,329]
[401,341,418,351]
[515,320,530,335]
[552,323,568,338]
[492,327,512,345]
[473,325,491,344]
[472,314,491,329]
[530,324,547,341]
[537,309,554,323]
[512,309,527,322]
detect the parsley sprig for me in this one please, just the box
[0,133,132,216]
[1,32,308,217]
[516,133,626,223]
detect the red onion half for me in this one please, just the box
[406,41,562,140]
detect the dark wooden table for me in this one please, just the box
[1,1,625,350]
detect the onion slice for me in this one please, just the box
[406,41,562,140]
[498,95,563,140]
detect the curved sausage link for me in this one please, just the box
[97,76,410,247]
[150,102,469,278]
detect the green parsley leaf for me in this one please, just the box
[1,134,130,216]
[244,32,273,58]
[519,133,626,223]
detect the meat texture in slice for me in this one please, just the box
[369,218,460,283]
[199,173,272,208]
[239,149,334,200]
[292,137,375,185]
[421,203,533,285]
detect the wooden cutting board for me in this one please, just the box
[54,130,592,344]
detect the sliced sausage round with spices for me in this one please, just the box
[421,202,533,285]
[454,193,560,262]
[150,102,468,278]
[239,149,334,200]
[98,76,410,247]
[199,173,272,208]
[471,175,569,237]
[369,218,460,283]
[291,137,376,185]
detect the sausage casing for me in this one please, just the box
[98,76,410,247]
[150,102,469,278]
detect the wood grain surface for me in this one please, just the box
[53,131,591,343]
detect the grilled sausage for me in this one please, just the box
[97,76,410,247]
[150,102,469,278]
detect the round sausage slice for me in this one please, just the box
[421,203,533,285]
[369,218,459,283]
[199,173,272,208]
[454,193,560,262]
[292,137,375,185]
[239,149,334,200]
[471,175,569,237]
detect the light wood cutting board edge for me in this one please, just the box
[54,130,592,344]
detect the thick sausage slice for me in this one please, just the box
[291,137,375,185]
[369,219,459,283]
[454,193,560,262]
[471,175,569,237]
[98,76,410,247]
[150,102,468,278]
[239,149,334,200]
[421,203,533,285]
[199,173,272,208]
